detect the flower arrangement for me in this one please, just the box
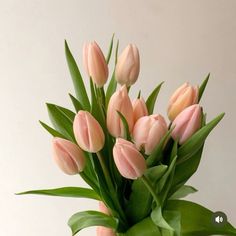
[19,36,236,236]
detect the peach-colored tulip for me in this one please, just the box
[52,138,85,175]
[167,82,199,121]
[107,85,134,137]
[97,227,116,236]
[99,201,110,215]
[171,104,202,144]
[132,97,148,123]
[132,114,168,155]
[115,44,140,86]
[73,111,105,152]
[113,138,146,179]
[83,41,108,87]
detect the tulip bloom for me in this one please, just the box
[97,227,116,236]
[115,44,140,86]
[132,97,148,124]
[107,85,134,137]
[171,104,202,144]
[132,114,168,155]
[99,201,110,215]
[113,138,146,179]
[83,41,108,87]
[73,111,105,152]
[167,82,199,121]
[52,138,85,175]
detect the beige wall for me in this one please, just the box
[0,0,236,235]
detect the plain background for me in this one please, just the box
[0,0,236,235]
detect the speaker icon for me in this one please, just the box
[212,211,227,227]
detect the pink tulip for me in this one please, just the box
[99,201,110,215]
[113,138,146,180]
[132,97,148,123]
[171,104,202,144]
[107,85,134,138]
[167,82,199,121]
[73,111,105,152]
[97,227,116,236]
[115,44,140,86]
[132,114,168,155]
[52,138,85,175]
[83,41,108,87]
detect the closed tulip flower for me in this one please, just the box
[133,114,168,155]
[107,85,134,137]
[115,44,140,86]
[171,104,202,144]
[52,138,85,175]
[113,138,146,180]
[99,201,110,215]
[83,41,108,87]
[167,82,199,121]
[97,227,116,236]
[132,97,148,123]
[73,111,105,152]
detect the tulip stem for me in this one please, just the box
[97,152,128,229]
[141,175,161,206]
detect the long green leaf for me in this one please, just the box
[198,73,210,102]
[105,40,119,107]
[169,185,198,200]
[117,111,131,141]
[69,93,83,112]
[46,103,75,141]
[39,121,66,138]
[177,113,225,163]
[106,34,114,64]
[166,200,236,236]
[68,211,119,235]
[65,40,90,111]
[56,105,75,122]
[16,187,100,200]
[146,82,164,115]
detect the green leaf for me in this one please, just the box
[146,82,164,115]
[177,113,225,163]
[116,111,131,141]
[198,73,210,102]
[56,105,75,122]
[68,211,119,235]
[39,121,66,138]
[147,128,173,167]
[106,34,114,64]
[65,40,90,111]
[126,165,167,224]
[161,211,181,236]
[151,206,173,231]
[105,40,119,107]
[169,185,198,200]
[46,103,75,141]
[69,93,83,112]
[16,187,100,200]
[125,217,161,236]
[166,200,236,236]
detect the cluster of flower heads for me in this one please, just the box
[52,41,202,236]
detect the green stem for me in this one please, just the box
[141,175,161,206]
[97,152,128,229]
[80,172,100,194]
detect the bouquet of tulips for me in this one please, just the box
[19,36,236,236]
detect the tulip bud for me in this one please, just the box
[97,227,116,236]
[107,85,134,137]
[113,138,146,179]
[99,201,111,215]
[167,82,199,121]
[132,114,168,155]
[73,111,105,152]
[83,41,108,87]
[132,97,148,124]
[52,138,86,175]
[115,44,140,86]
[171,104,202,144]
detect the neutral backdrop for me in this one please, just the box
[0,0,236,235]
